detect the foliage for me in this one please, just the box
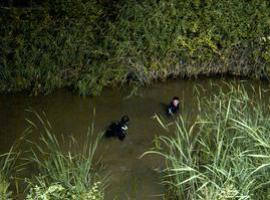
[104,0,270,81]
[26,181,103,200]
[0,0,270,95]
[0,0,104,95]
[24,111,105,199]
[0,146,20,200]
[144,85,270,199]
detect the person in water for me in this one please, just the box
[167,96,180,116]
[105,115,130,141]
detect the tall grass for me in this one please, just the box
[0,146,20,199]
[144,85,270,199]
[25,111,105,200]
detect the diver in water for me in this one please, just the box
[167,96,180,116]
[105,115,130,141]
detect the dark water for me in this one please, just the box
[0,79,266,199]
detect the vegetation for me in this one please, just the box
[144,85,270,199]
[26,181,103,200]
[1,0,270,95]
[0,0,104,95]
[0,146,20,200]
[0,111,104,199]
[24,111,105,199]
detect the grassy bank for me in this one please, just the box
[0,112,104,199]
[145,85,270,199]
[1,1,270,95]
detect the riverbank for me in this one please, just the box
[1,0,270,95]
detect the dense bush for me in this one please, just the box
[0,0,104,95]
[104,0,270,81]
[1,0,270,95]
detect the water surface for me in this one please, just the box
[0,79,266,199]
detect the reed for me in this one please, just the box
[25,111,105,200]
[143,85,270,199]
[0,146,20,200]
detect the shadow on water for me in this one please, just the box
[0,78,268,199]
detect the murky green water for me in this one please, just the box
[0,79,267,199]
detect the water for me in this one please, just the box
[0,79,266,199]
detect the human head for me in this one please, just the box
[172,96,180,106]
[121,115,129,124]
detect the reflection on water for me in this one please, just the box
[0,78,266,199]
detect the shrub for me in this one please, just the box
[26,181,104,200]
[1,0,270,95]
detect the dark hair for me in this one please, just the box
[173,96,179,100]
[121,115,129,123]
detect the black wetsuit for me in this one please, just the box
[105,121,128,140]
[167,102,179,115]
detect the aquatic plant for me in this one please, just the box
[24,111,105,199]
[144,85,270,199]
[0,146,20,200]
